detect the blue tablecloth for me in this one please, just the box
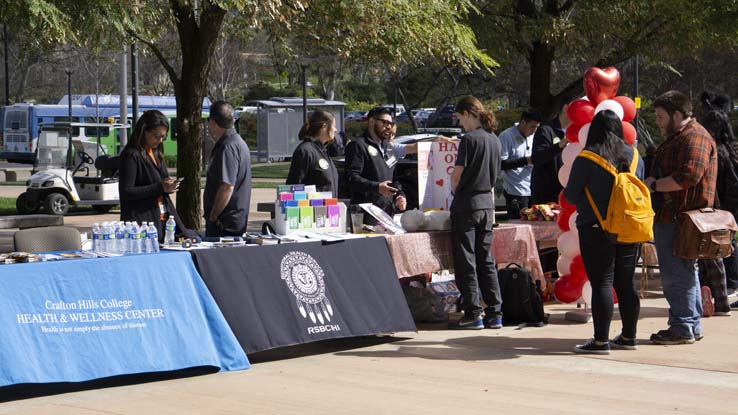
[0,251,249,386]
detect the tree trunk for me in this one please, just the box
[528,40,556,118]
[168,3,227,231]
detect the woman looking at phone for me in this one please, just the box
[119,110,190,242]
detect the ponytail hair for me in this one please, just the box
[298,110,335,140]
[454,95,497,133]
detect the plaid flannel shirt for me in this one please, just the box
[654,119,717,224]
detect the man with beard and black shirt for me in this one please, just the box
[345,107,408,223]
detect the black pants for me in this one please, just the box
[723,238,738,290]
[504,192,530,221]
[451,209,502,319]
[698,259,730,312]
[578,224,641,342]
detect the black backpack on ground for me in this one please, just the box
[498,263,548,326]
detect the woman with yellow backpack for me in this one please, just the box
[564,109,653,354]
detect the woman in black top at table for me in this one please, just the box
[286,110,339,197]
[119,110,188,241]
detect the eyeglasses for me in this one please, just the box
[374,118,395,128]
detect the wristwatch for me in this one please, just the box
[650,180,658,192]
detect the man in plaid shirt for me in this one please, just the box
[644,90,717,345]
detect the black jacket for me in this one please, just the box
[531,117,565,204]
[345,133,404,215]
[118,146,189,241]
[286,137,339,197]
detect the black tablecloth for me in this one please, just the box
[190,238,416,353]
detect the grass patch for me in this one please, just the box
[0,197,96,216]
[252,181,284,189]
[0,197,16,215]
[251,164,290,179]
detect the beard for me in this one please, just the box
[372,123,391,141]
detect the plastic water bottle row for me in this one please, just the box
[91,220,171,254]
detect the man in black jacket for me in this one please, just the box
[531,104,571,204]
[345,107,407,223]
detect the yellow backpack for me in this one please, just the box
[578,150,655,244]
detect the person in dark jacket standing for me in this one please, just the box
[448,96,503,330]
[286,110,339,197]
[565,110,644,354]
[345,106,407,223]
[203,101,251,237]
[531,103,571,204]
[119,110,183,241]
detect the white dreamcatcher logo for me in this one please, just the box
[280,251,334,324]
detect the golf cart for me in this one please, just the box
[17,122,125,215]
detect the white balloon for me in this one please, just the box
[557,230,580,258]
[557,163,572,187]
[561,142,583,166]
[581,281,592,306]
[557,254,573,276]
[568,212,579,235]
[595,99,624,121]
[578,123,591,147]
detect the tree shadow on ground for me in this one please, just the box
[334,335,581,362]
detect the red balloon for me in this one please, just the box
[583,67,621,105]
[557,208,573,232]
[553,274,587,304]
[570,255,587,282]
[566,99,596,126]
[612,288,619,304]
[566,123,582,143]
[614,96,636,122]
[622,121,636,145]
[558,190,575,212]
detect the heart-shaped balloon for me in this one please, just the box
[583,67,620,105]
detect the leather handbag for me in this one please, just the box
[674,208,738,259]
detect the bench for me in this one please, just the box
[0,215,64,229]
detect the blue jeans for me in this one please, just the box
[653,223,702,337]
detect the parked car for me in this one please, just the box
[428,105,456,128]
[344,111,365,121]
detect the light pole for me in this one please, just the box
[3,24,9,106]
[301,64,308,125]
[65,69,73,168]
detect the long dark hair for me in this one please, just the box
[298,110,335,141]
[454,96,497,133]
[586,110,630,172]
[127,110,169,164]
[703,110,738,163]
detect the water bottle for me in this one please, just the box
[147,222,160,253]
[130,222,141,254]
[101,222,112,253]
[142,222,152,253]
[115,222,126,254]
[164,216,176,245]
[91,223,100,252]
[107,222,117,253]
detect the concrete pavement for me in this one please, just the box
[1,290,737,413]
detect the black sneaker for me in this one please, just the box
[730,300,738,309]
[448,315,484,330]
[609,334,637,350]
[694,332,704,341]
[574,339,611,355]
[650,328,695,345]
[483,314,503,329]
